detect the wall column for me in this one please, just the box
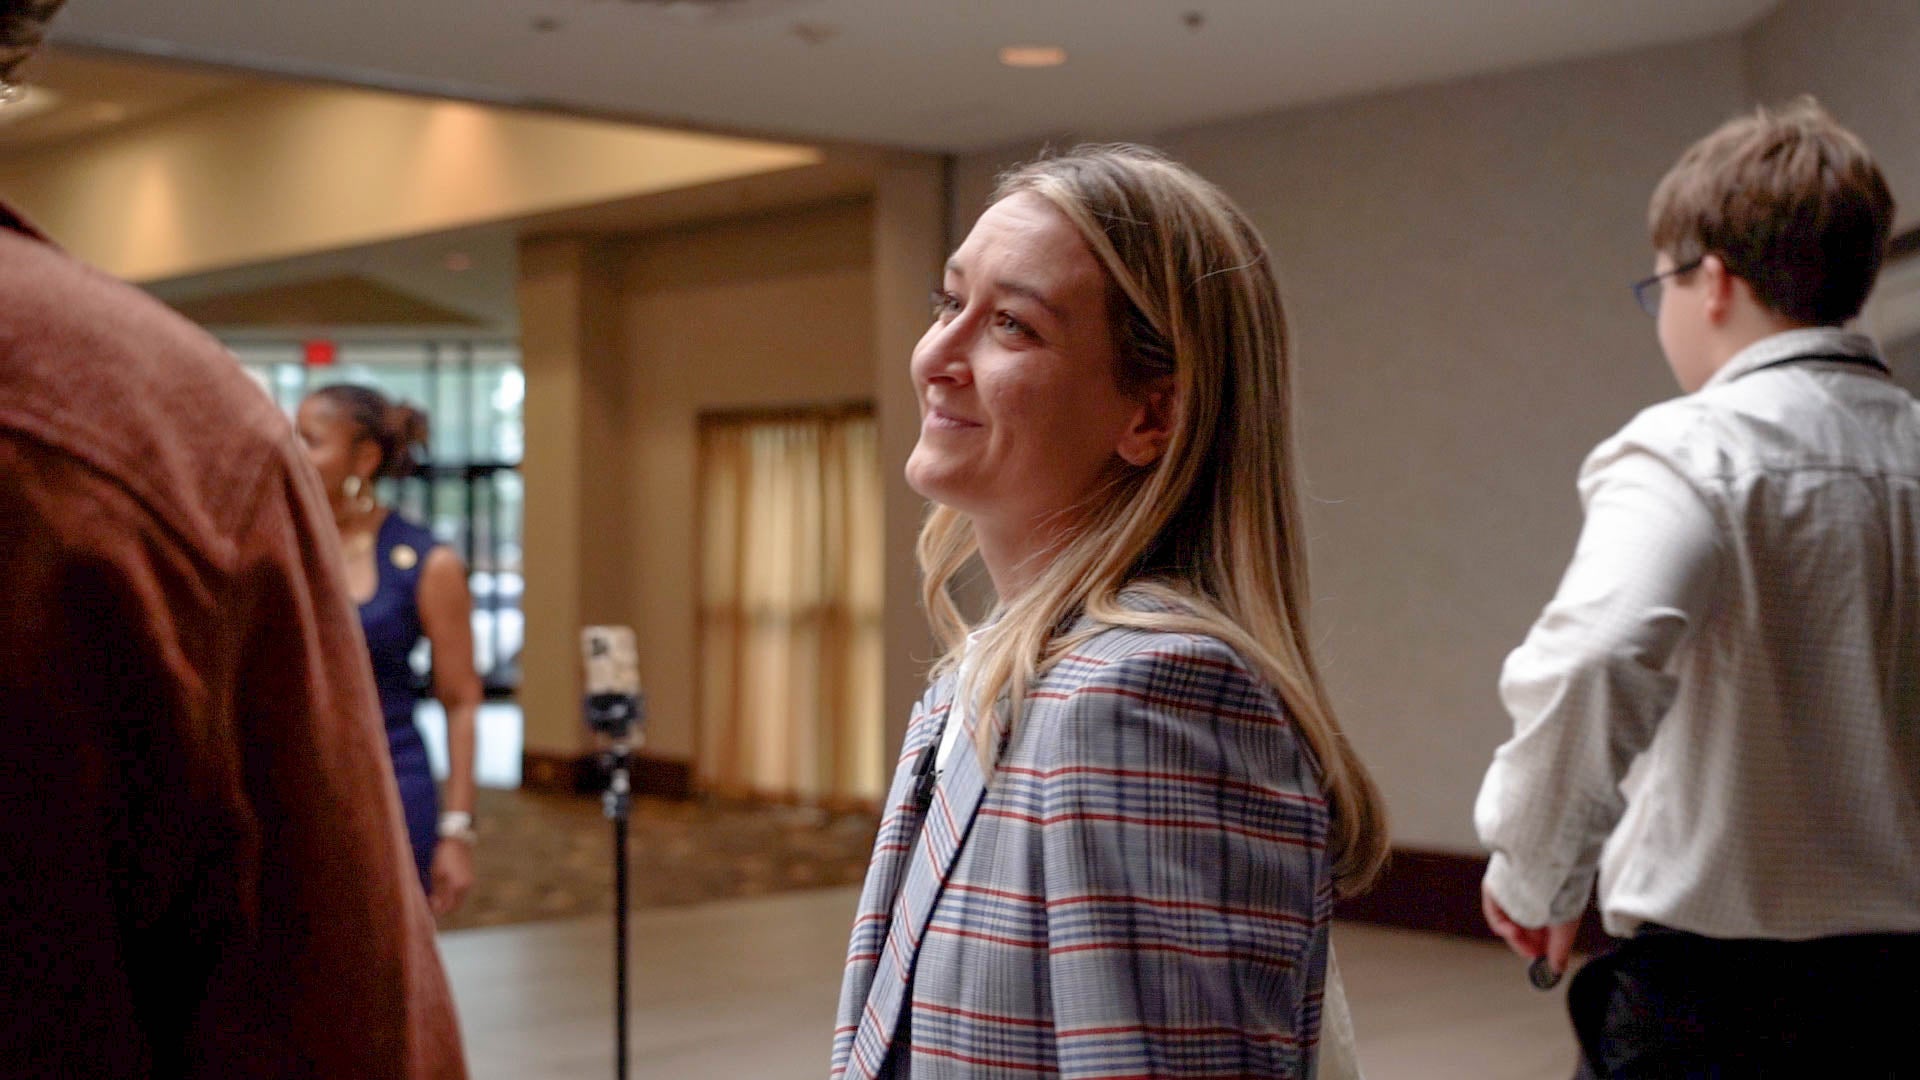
[516,234,628,782]
[871,155,948,753]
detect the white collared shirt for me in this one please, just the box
[1477,328,1920,940]
[937,627,991,772]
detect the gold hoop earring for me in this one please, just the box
[342,475,375,515]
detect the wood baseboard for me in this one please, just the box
[509,764,1610,951]
[520,749,694,801]
[1336,846,1613,953]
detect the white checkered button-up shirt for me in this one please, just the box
[1477,328,1920,940]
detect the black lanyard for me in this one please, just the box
[1744,351,1890,378]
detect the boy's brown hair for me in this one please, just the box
[1649,97,1895,326]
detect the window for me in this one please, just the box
[697,407,883,803]
[235,339,525,694]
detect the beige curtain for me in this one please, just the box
[697,410,883,804]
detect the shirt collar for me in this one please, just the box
[1706,327,1884,390]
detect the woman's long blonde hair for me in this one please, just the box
[919,144,1388,895]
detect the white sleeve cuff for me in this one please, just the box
[1483,851,1593,928]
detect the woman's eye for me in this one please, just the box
[930,289,961,319]
[993,311,1036,340]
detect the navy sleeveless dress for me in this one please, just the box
[357,511,442,892]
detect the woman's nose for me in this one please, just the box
[913,317,973,386]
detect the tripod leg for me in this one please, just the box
[615,809,629,1080]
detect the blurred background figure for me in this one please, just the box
[300,384,483,917]
[0,0,465,1075]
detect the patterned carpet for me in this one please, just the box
[439,786,881,931]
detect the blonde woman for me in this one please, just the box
[832,145,1387,1079]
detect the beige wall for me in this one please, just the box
[517,235,629,763]
[869,158,949,752]
[518,201,882,764]
[513,3,1920,829]
[946,12,1920,850]
[617,201,878,763]
[1169,43,1757,851]
[953,41,1755,850]
[1744,0,1920,230]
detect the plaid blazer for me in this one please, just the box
[831,603,1333,1079]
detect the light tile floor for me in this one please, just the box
[439,886,1578,1079]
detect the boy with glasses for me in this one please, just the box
[1476,98,1917,1076]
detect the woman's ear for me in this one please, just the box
[1116,377,1177,468]
[349,437,382,481]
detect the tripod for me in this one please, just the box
[587,691,643,1080]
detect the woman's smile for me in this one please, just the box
[921,405,981,431]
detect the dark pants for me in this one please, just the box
[1568,924,1920,1078]
[386,719,439,894]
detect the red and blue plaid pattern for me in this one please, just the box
[832,605,1332,1078]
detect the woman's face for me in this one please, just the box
[906,192,1151,542]
[295,396,373,513]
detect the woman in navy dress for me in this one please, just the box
[298,384,481,916]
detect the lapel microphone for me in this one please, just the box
[910,720,944,812]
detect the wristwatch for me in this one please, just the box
[436,810,478,845]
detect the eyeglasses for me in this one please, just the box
[1630,257,1703,317]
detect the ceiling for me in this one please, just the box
[137,145,887,334]
[30,1,1789,333]
[52,0,1783,153]
[140,164,883,334]
[144,219,524,334]
[0,47,256,149]
[7,47,881,327]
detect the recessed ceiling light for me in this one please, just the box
[444,252,474,272]
[999,45,1067,69]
